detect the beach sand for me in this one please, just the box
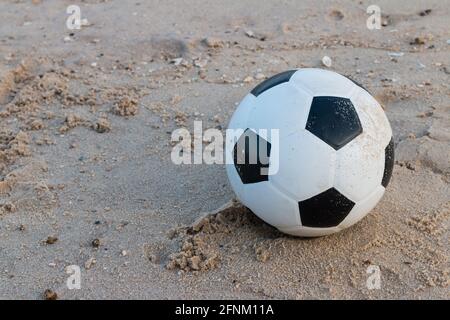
[0,0,448,299]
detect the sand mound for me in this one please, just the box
[166,201,260,272]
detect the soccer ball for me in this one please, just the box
[226,68,394,237]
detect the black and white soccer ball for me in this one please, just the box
[226,68,394,237]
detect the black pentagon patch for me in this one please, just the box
[298,188,355,228]
[382,137,395,188]
[250,70,297,97]
[233,129,271,184]
[306,96,362,150]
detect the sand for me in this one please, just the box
[0,0,449,299]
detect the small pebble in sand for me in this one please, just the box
[418,9,432,16]
[410,37,426,45]
[202,37,224,48]
[148,254,159,264]
[45,236,58,245]
[417,111,434,118]
[388,52,404,57]
[92,238,101,248]
[44,289,58,300]
[198,70,206,79]
[94,118,111,133]
[280,23,292,34]
[329,9,344,21]
[322,56,332,68]
[243,76,254,83]
[417,62,426,69]
[381,16,390,27]
[171,58,184,66]
[121,250,128,256]
[254,73,266,80]
[91,62,98,67]
[84,257,97,269]
[194,59,208,68]
[246,31,268,41]
[245,30,255,38]
[406,162,416,171]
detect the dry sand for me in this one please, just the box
[0,0,449,299]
